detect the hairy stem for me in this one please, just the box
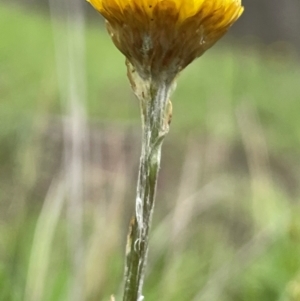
[122,77,173,301]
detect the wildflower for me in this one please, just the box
[88,0,243,80]
[88,1,243,300]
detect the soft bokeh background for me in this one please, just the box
[1,1,300,300]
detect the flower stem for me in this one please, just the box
[122,78,173,301]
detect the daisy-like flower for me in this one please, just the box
[88,0,243,80]
[88,1,243,300]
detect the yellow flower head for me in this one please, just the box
[88,0,244,80]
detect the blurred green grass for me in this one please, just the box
[1,3,300,301]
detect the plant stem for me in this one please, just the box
[122,78,173,301]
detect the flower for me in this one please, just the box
[88,0,243,80]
